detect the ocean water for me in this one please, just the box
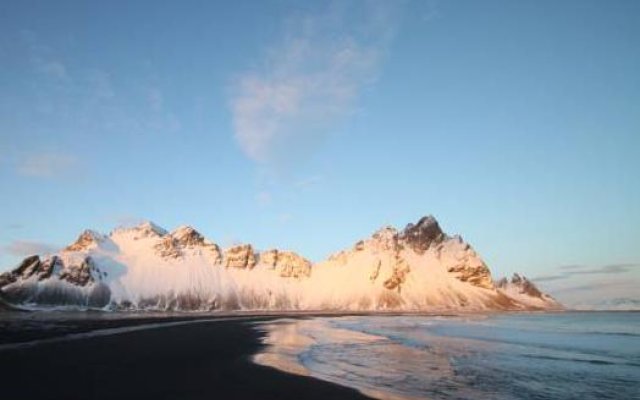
[255,312,640,400]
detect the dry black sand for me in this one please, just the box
[0,314,372,400]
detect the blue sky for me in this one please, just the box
[0,0,638,306]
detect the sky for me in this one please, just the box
[0,0,638,307]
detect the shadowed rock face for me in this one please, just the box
[14,255,41,277]
[0,255,63,287]
[0,261,29,287]
[0,255,111,308]
[0,273,12,288]
[0,255,97,288]
[399,216,445,253]
[5,255,41,282]
[36,256,59,280]
[59,256,95,286]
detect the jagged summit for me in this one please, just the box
[113,220,168,238]
[64,230,106,252]
[170,225,206,246]
[496,273,543,296]
[0,215,560,311]
[153,225,221,260]
[399,215,446,253]
[496,273,562,310]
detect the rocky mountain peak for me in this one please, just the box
[137,221,168,236]
[0,255,43,286]
[367,226,399,251]
[153,226,221,260]
[224,244,256,269]
[116,221,168,239]
[497,273,544,298]
[0,215,562,311]
[170,225,205,246]
[399,215,445,253]
[260,249,312,278]
[65,230,105,252]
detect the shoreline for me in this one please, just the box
[5,307,625,349]
[0,311,636,399]
[0,309,467,347]
[0,313,373,400]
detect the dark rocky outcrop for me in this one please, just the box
[154,226,222,261]
[0,255,63,287]
[155,236,182,258]
[172,226,206,247]
[0,254,110,308]
[399,216,445,254]
[13,255,42,278]
[59,256,96,286]
[447,261,494,289]
[0,255,40,287]
[0,256,111,308]
[383,256,410,293]
[496,273,545,298]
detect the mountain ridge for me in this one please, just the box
[0,215,561,311]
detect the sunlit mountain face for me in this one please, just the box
[0,216,560,311]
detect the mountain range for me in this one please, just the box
[0,216,561,311]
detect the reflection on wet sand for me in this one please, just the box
[253,313,640,400]
[253,317,455,400]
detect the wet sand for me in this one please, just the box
[0,314,372,400]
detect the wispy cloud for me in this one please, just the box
[230,1,401,168]
[3,240,58,257]
[535,263,640,308]
[19,29,69,82]
[11,29,180,148]
[16,151,77,178]
[533,263,640,282]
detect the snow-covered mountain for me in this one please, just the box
[495,274,561,310]
[0,216,561,311]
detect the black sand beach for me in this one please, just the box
[0,314,372,400]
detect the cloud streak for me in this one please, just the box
[534,263,640,282]
[230,1,400,167]
[4,240,58,257]
[534,263,640,308]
